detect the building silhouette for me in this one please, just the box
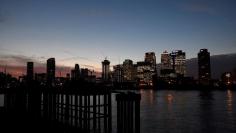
[113,64,123,83]
[47,58,55,84]
[35,73,46,83]
[102,59,110,81]
[71,64,80,80]
[81,68,89,78]
[198,49,211,85]
[27,62,34,80]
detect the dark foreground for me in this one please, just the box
[1,89,236,133]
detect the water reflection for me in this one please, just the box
[167,93,174,113]
[149,89,154,105]
[167,93,174,104]
[139,90,236,133]
[199,91,215,133]
[227,90,233,114]
[140,89,155,106]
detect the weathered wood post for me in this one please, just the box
[108,91,112,133]
[116,92,141,133]
[93,94,97,132]
[75,94,78,127]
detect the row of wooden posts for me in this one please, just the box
[3,88,141,133]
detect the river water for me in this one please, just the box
[130,89,236,133]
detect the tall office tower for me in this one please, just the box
[123,59,135,81]
[47,58,55,84]
[145,52,157,71]
[170,50,186,76]
[27,62,34,80]
[71,64,80,80]
[136,61,153,86]
[161,51,172,69]
[102,59,110,81]
[113,64,123,83]
[198,49,211,85]
[160,51,173,76]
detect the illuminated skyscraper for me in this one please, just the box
[198,49,211,85]
[161,51,171,69]
[27,62,34,80]
[47,58,55,84]
[123,59,135,81]
[136,61,153,86]
[160,51,173,77]
[170,50,186,76]
[145,52,156,72]
[102,59,110,81]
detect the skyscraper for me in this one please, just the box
[170,50,186,76]
[160,51,173,77]
[145,52,157,72]
[113,64,123,83]
[198,49,211,85]
[136,61,153,86]
[47,58,55,84]
[102,59,110,81]
[27,62,34,80]
[123,59,135,81]
[71,64,80,80]
[161,51,171,69]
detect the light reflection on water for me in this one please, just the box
[227,90,233,114]
[138,89,236,133]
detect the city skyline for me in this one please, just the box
[0,50,236,78]
[0,0,236,70]
[1,1,236,133]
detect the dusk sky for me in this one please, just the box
[1,0,236,72]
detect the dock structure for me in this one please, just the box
[0,85,140,133]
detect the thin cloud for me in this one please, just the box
[0,54,36,66]
[0,48,24,55]
[0,54,101,77]
[61,49,96,62]
[59,56,93,62]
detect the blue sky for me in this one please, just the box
[0,0,236,71]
